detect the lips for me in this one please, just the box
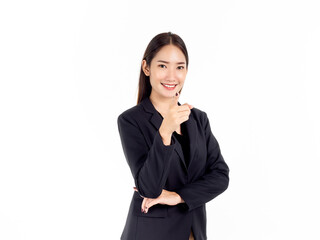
[161,83,177,87]
[161,83,177,90]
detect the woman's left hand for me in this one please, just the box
[133,187,185,213]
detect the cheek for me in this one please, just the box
[177,72,187,82]
[149,75,162,87]
[152,71,166,82]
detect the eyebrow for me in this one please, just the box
[157,60,186,65]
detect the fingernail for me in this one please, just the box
[175,92,178,96]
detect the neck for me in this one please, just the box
[149,91,177,116]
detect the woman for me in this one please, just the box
[117,32,229,240]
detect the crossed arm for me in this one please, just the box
[134,187,184,213]
[117,111,229,213]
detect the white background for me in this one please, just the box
[1,0,319,239]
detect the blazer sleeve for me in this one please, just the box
[117,113,177,198]
[175,111,229,211]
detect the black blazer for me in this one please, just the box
[117,97,229,240]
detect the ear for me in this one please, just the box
[141,60,150,76]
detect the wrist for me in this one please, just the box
[159,128,172,145]
[176,192,185,203]
[159,126,171,138]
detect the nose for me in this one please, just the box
[167,66,177,80]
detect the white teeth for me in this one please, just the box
[163,84,176,88]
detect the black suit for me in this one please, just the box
[117,97,229,240]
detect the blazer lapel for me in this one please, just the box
[140,97,197,171]
[141,97,162,130]
[184,113,198,170]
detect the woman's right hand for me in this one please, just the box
[159,92,193,143]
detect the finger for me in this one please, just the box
[145,199,159,213]
[179,115,190,123]
[144,199,151,213]
[182,102,193,109]
[145,198,158,211]
[171,91,180,107]
[178,111,191,118]
[141,198,147,213]
[177,106,191,114]
[178,105,190,112]
[180,103,193,110]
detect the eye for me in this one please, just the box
[177,66,184,70]
[159,64,166,68]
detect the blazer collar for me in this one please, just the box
[141,96,185,129]
[140,97,198,171]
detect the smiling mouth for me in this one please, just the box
[161,83,177,88]
[161,83,177,90]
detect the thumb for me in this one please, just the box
[171,92,179,107]
[182,103,193,109]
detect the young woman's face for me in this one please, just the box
[142,44,187,99]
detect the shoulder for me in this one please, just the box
[117,103,144,126]
[190,106,209,125]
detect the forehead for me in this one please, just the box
[153,45,186,62]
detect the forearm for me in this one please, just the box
[159,127,173,146]
[134,130,176,198]
[174,111,230,211]
[118,114,177,199]
[175,166,229,211]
